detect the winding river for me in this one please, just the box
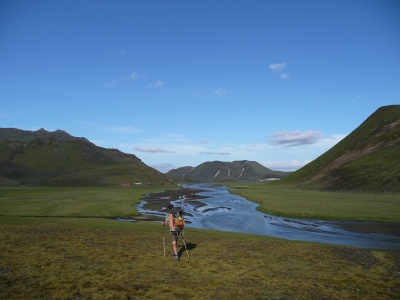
[135,184,400,249]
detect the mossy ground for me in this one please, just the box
[228,183,400,222]
[1,186,399,299]
[1,221,399,300]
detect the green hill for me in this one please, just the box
[0,128,169,186]
[167,160,289,182]
[283,105,400,192]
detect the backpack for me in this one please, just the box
[169,207,185,233]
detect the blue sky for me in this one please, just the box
[1,0,399,173]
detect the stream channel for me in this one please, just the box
[134,183,400,249]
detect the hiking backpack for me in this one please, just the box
[169,207,185,233]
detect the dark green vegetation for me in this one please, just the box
[2,185,399,222]
[1,187,399,299]
[166,160,289,182]
[283,105,400,192]
[228,182,400,222]
[0,186,176,219]
[1,220,399,299]
[0,128,169,186]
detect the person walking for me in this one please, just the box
[162,204,180,261]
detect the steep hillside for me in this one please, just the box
[167,160,289,182]
[0,128,168,186]
[283,105,400,192]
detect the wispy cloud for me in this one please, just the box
[351,94,363,102]
[269,62,290,79]
[105,71,145,87]
[262,160,311,171]
[130,72,145,81]
[149,80,165,88]
[150,163,175,173]
[199,151,231,155]
[280,73,290,79]
[105,79,119,87]
[134,146,175,154]
[270,130,322,147]
[269,62,287,71]
[125,131,346,173]
[214,88,227,96]
[104,126,139,134]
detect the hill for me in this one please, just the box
[283,105,400,192]
[166,160,290,182]
[0,128,169,186]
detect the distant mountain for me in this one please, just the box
[0,128,169,186]
[166,160,290,182]
[283,105,400,192]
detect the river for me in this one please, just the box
[135,183,400,249]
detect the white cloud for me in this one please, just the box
[269,62,290,79]
[270,130,323,147]
[125,131,346,173]
[280,73,290,79]
[130,72,145,80]
[150,163,175,173]
[134,146,175,154]
[262,160,311,172]
[199,151,231,155]
[269,62,287,71]
[351,94,363,102]
[104,126,139,134]
[149,80,164,88]
[105,79,118,87]
[105,71,144,87]
[214,88,227,96]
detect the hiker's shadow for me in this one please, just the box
[178,242,197,257]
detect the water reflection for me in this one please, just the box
[136,184,400,249]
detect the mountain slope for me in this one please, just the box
[167,160,289,182]
[0,128,168,186]
[283,105,400,192]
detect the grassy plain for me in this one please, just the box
[0,186,399,299]
[227,182,400,222]
[0,186,175,218]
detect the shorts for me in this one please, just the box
[170,232,180,242]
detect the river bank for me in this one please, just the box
[134,184,400,249]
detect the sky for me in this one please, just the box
[1,0,399,173]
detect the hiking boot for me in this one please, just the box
[174,255,180,261]
[171,251,175,257]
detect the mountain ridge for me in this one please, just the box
[167,160,290,182]
[283,105,400,192]
[0,128,168,186]
[0,127,90,143]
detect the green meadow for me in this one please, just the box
[227,183,400,222]
[0,186,175,218]
[1,185,399,299]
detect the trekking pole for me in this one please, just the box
[162,225,166,257]
[181,231,190,259]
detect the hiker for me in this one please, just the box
[162,204,182,261]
